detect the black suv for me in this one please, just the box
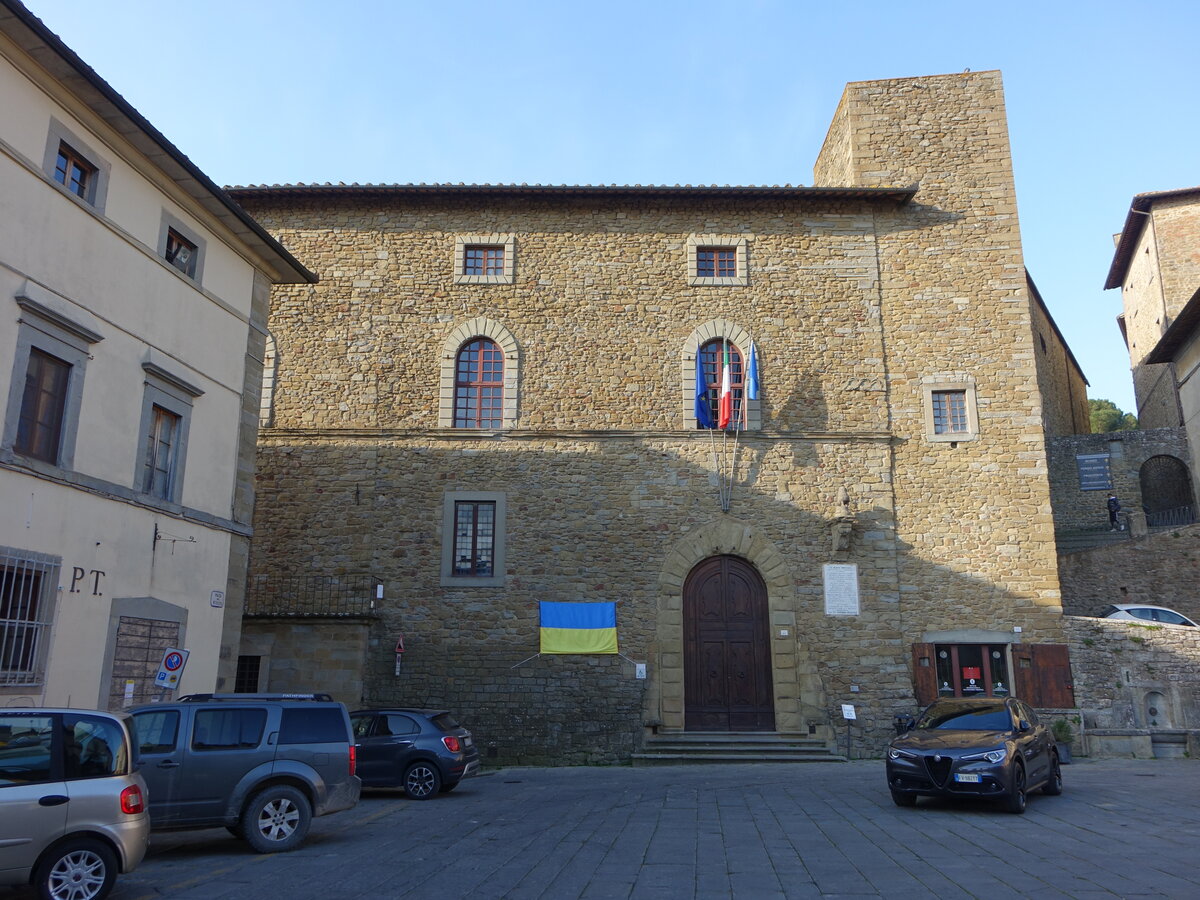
[130,694,361,851]
[886,696,1062,814]
[350,708,480,800]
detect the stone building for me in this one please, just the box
[0,1,312,708]
[231,71,1088,763]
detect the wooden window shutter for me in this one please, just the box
[911,643,937,706]
[1011,643,1075,709]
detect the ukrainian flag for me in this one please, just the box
[539,601,618,655]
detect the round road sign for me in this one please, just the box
[163,651,184,671]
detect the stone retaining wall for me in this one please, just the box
[1065,615,1200,758]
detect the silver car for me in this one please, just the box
[0,709,149,900]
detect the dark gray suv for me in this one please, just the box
[130,694,360,852]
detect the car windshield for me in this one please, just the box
[915,704,1012,731]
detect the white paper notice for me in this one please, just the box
[823,563,860,616]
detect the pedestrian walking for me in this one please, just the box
[1107,493,1123,531]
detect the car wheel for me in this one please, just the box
[1043,754,1064,796]
[890,790,917,808]
[1004,764,1027,814]
[402,761,442,800]
[35,837,117,900]
[241,785,312,853]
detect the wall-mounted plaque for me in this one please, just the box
[823,563,860,616]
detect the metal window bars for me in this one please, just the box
[0,550,59,686]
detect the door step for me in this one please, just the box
[632,732,845,766]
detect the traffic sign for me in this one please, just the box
[154,647,190,690]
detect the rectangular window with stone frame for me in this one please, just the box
[440,491,506,587]
[931,390,969,434]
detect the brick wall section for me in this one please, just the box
[233,72,1076,763]
[1058,523,1200,621]
[1047,427,1189,531]
[1065,614,1200,733]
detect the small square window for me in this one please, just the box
[42,120,110,211]
[696,248,737,279]
[165,229,198,278]
[686,234,749,286]
[931,390,968,434]
[54,142,95,200]
[454,235,515,284]
[463,246,505,276]
[922,379,978,442]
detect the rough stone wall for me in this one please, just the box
[240,619,368,706]
[827,71,1065,627]
[1152,195,1200,316]
[1030,290,1089,436]
[235,72,1074,764]
[1065,614,1200,732]
[1058,523,1200,622]
[1047,428,1189,531]
[1119,196,1200,427]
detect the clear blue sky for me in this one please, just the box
[30,0,1200,415]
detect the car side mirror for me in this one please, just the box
[893,714,915,735]
[1018,719,1031,733]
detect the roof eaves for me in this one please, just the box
[0,0,315,284]
[1026,271,1089,386]
[225,182,919,204]
[1104,186,1200,291]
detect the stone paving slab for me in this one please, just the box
[12,757,1197,900]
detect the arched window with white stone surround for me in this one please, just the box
[439,318,520,429]
[680,321,761,430]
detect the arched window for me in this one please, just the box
[697,339,744,429]
[454,339,504,429]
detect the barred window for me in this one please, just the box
[1,551,58,687]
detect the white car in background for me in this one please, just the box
[1103,604,1198,627]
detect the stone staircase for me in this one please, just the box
[631,732,845,766]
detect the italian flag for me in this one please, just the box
[717,342,733,429]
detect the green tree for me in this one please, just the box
[1089,398,1138,433]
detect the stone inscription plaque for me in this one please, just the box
[823,563,860,616]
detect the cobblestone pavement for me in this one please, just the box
[20,758,1200,899]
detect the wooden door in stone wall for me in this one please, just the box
[683,555,774,731]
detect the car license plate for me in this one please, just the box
[954,773,981,783]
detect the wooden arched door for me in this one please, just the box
[683,555,774,731]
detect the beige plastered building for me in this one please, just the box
[0,1,313,708]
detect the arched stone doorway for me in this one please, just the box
[683,555,774,731]
[1139,455,1195,526]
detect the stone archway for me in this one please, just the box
[650,518,822,734]
[1139,455,1195,526]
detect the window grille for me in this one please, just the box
[0,549,58,687]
